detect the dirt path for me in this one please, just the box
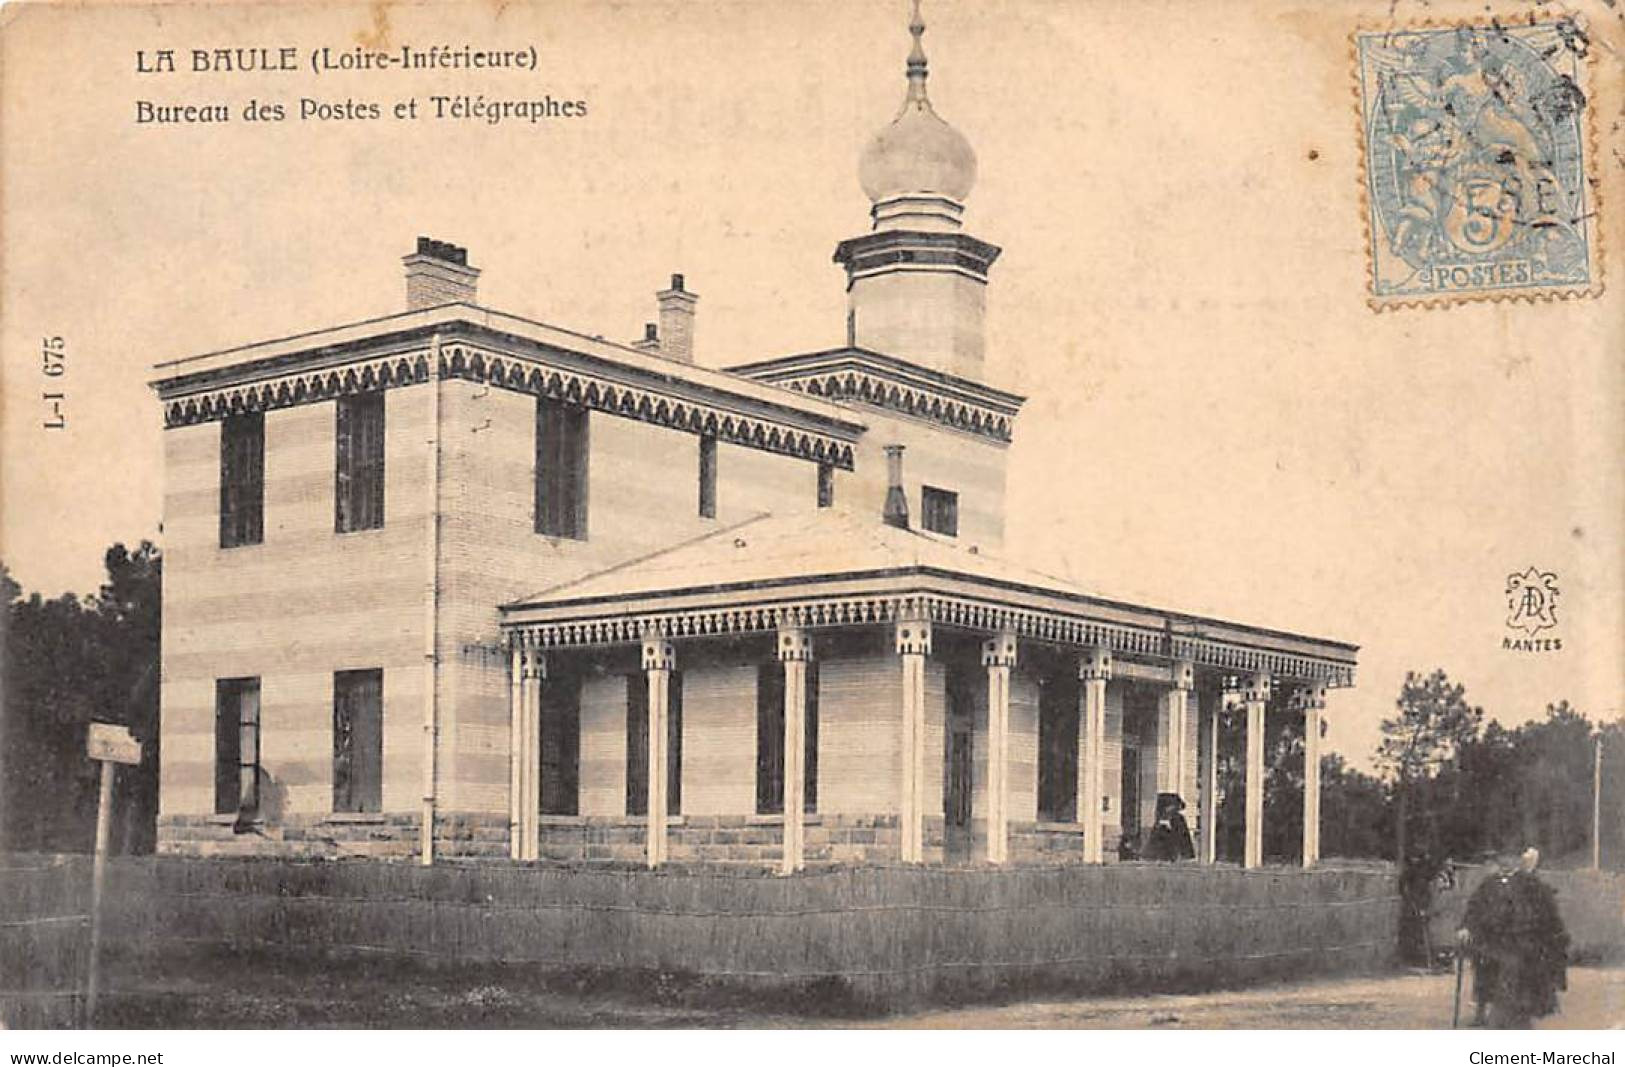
[856,966,1624,1030]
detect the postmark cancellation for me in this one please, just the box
[1355,17,1600,309]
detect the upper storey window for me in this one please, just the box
[698,436,717,519]
[921,485,959,537]
[535,398,589,540]
[219,413,264,549]
[335,393,385,533]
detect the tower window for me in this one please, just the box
[698,435,717,519]
[219,413,264,548]
[333,669,383,814]
[335,393,385,533]
[536,398,589,539]
[921,486,959,537]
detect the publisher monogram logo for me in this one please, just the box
[1504,567,1561,652]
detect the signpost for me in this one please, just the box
[84,721,141,1027]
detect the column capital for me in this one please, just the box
[521,648,548,680]
[640,634,675,672]
[1078,645,1112,682]
[1222,670,1271,705]
[777,627,815,662]
[981,629,1018,668]
[895,618,932,656]
[1170,658,1195,691]
[1287,682,1328,711]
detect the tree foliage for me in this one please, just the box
[0,544,161,853]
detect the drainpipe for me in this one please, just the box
[420,335,442,865]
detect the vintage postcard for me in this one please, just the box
[0,0,1620,1041]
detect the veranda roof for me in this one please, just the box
[499,510,1357,687]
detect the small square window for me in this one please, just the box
[921,486,959,537]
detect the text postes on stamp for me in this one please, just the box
[1356,19,1598,310]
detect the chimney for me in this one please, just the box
[403,237,480,310]
[655,273,698,363]
[882,444,910,529]
[632,322,661,352]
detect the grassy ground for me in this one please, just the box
[86,944,1623,1029]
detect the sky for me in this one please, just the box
[2,0,1620,769]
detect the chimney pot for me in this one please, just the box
[655,273,699,363]
[644,322,658,341]
[404,236,479,310]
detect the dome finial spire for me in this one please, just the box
[905,0,929,106]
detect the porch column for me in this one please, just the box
[1161,659,1194,803]
[896,618,932,864]
[642,633,675,869]
[1291,683,1328,867]
[1200,690,1219,865]
[1077,646,1111,864]
[981,629,1018,864]
[509,641,524,860]
[778,626,814,875]
[518,647,545,861]
[1237,671,1271,870]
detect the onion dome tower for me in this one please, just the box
[834,0,1001,381]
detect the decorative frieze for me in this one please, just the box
[157,339,859,470]
[505,593,1355,687]
[731,347,1022,444]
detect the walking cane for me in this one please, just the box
[1452,948,1465,1029]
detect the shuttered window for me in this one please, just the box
[698,435,717,518]
[335,393,385,533]
[817,463,835,509]
[333,669,383,813]
[219,413,264,548]
[535,399,589,539]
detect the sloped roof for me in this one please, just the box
[500,509,1358,684]
[509,509,1056,607]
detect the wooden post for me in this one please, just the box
[1241,672,1271,870]
[1162,659,1194,802]
[1201,694,1219,865]
[981,630,1017,864]
[1078,647,1111,864]
[83,721,140,1028]
[778,627,813,875]
[896,619,931,863]
[1292,683,1328,868]
[521,651,546,861]
[641,634,675,868]
[509,641,524,860]
[85,760,114,1027]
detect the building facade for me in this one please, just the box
[150,8,1355,871]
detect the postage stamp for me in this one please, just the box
[1355,18,1600,310]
